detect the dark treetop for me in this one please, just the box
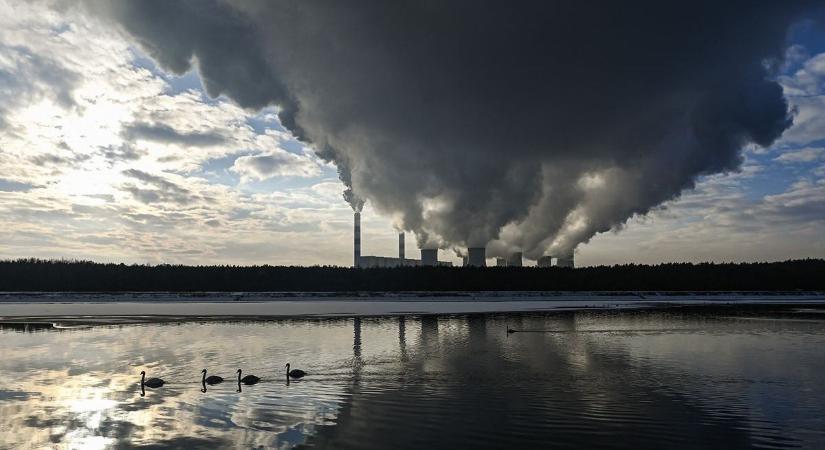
[0,258,823,292]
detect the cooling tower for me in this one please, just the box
[537,256,553,267]
[353,212,361,268]
[556,253,574,268]
[507,252,523,267]
[467,247,486,267]
[421,248,438,266]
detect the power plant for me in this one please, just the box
[354,212,451,268]
[352,212,573,268]
[537,253,575,268]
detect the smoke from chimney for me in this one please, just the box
[86,1,820,260]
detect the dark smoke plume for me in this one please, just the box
[76,0,823,258]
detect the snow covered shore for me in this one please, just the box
[0,291,823,319]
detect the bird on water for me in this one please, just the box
[202,369,223,385]
[237,369,260,385]
[140,371,165,388]
[286,363,306,379]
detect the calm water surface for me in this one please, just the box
[1,308,824,449]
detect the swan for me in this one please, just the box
[285,363,306,379]
[140,371,165,388]
[201,369,223,385]
[237,369,260,385]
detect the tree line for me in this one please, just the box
[0,258,823,292]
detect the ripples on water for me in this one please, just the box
[1,308,824,449]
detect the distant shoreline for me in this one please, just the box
[1,292,824,322]
[2,290,825,302]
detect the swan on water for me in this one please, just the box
[237,369,260,385]
[202,369,224,385]
[140,371,164,388]
[285,363,306,379]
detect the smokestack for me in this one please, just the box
[467,247,486,267]
[354,212,361,268]
[399,232,405,262]
[507,252,523,267]
[421,248,438,266]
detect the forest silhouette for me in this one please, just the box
[0,258,823,292]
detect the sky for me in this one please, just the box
[0,1,824,267]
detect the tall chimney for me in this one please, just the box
[398,232,405,262]
[353,212,361,268]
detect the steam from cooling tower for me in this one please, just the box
[82,1,824,259]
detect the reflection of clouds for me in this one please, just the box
[1,313,824,448]
[305,312,820,448]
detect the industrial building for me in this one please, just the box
[537,256,553,267]
[467,250,522,267]
[353,212,572,268]
[466,247,487,267]
[537,253,575,268]
[353,213,451,268]
[556,253,575,268]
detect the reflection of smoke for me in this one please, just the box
[303,313,777,448]
[81,1,822,258]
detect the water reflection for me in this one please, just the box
[0,308,824,448]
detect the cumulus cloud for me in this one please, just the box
[0,43,78,130]
[0,179,36,192]
[578,171,825,265]
[231,151,320,181]
[774,147,825,163]
[0,2,369,266]
[763,179,825,220]
[72,0,824,260]
[123,122,226,147]
[121,168,196,205]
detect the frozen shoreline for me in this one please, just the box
[2,290,824,302]
[1,291,824,320]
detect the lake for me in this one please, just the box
[1,306,824,449]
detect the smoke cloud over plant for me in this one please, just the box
[74,0,823,259]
